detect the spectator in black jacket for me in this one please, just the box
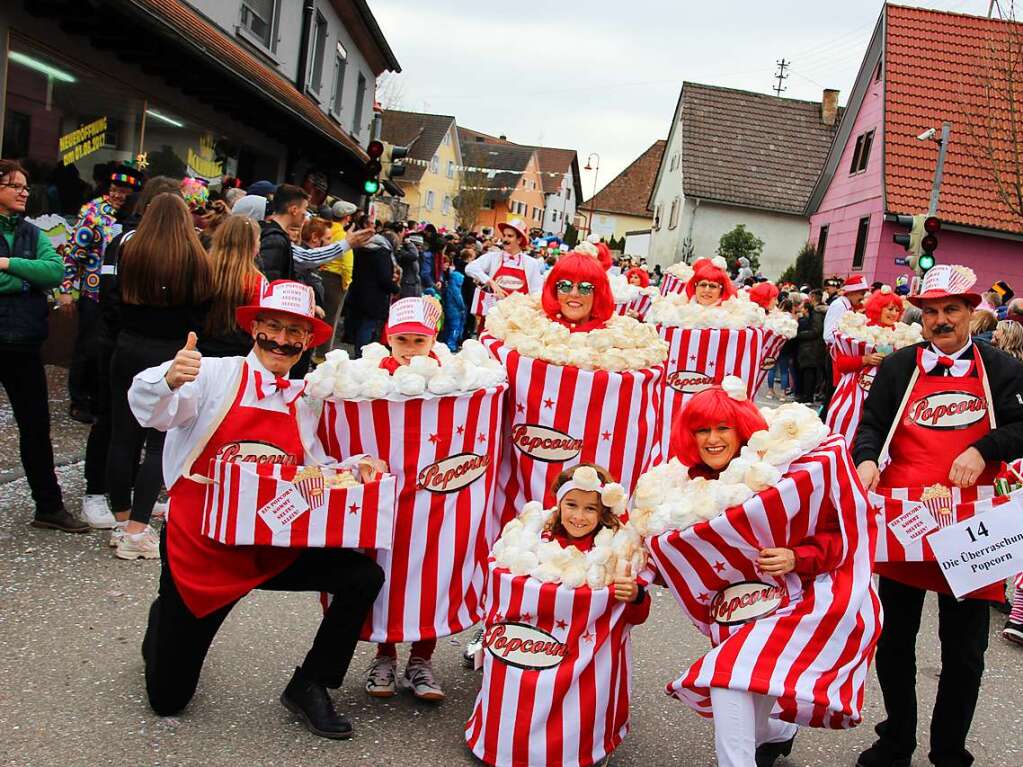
[258,184,308,281]
[796,295,827,404]
[344,234,399,356]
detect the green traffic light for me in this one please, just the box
[363,178,380,194]
[919,253,935,271]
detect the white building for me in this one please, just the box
[530,148,581,237]
[648,83,841,278]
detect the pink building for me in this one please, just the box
[806,4,1023,291]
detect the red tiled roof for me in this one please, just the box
[127,0,368,160]
[530,147,577,194]
[586,141,666,217]
[885,4,1023,233]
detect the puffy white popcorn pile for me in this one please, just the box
[303,339,507,401]
[646,290,767,329]
[630,378,831,537]
[837,311,923,349]
[664,261,695,282]
[490,469,647,589]
[608,272,658,306]
[763,309,798,338]
[484,293,668,372]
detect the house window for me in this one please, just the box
[533,206,540,220]
[552,210,558,223]
[447,160,454,179]
[851,216,870,269]
[566,187,571,200]
[240,0,277,50]
[849,129,875,174]
[329,43,347,118]
[431,154,439,174]
[308,12,328,93]
[874,57,883,82]
[482,199,494,210]
[442,195,451,214]
[442,132,451,146]
[654,204,662,231]
[352,72,366,135]
[425,190,435,211]
[816,224,829,259]
[668,197,680,230]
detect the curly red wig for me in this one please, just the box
[863,289,903,326]
[748,281,779,310]
[669,386,768,468]
[625,267,650,288]
[594,241,613,271]
[684,258,738,302]
[541,252,615,327]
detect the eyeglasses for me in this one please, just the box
[695,281,722,290]
[1,183,30,195]
[254,317,311,339]
[555,280,595,296]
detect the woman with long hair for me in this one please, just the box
[107,193,211,560]
[200,215,266,358]
[994,320,1023,361]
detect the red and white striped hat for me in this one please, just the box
[235,279,333,346]
[908,264,982,307]
[842,274,869,293]
[386,297,441,336]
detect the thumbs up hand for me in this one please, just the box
[613,560,639,603]
[165,332,202,390]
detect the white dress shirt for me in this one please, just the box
[128,350,332,488]
[922,340,974,377]
[464,249,545,293]
[823,295,852,345]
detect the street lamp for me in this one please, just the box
[583,152,600,240]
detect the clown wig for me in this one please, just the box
[541,252,615,328]
[748,281,779,310]
[684,257,738,303]
[594,241,613,271]
[625,267,650,288]
[668,386,768,468]
[863,288,904,326]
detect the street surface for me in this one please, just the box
[1,369,1021,767]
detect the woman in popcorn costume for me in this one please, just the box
[636,377,875,767]
[540,250,617,332]
[686,256,738,307]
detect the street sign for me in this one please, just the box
[894,257,909,266]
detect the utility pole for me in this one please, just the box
[929,122,952,215]
[773,59,790,96]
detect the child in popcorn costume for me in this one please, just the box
[365,295,447,701]
[127,280,386,740]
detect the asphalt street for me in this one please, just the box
[1,370,1021,767]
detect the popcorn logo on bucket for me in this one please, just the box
[510,424,584,462]
[858,370,875,393]
[907,391,987,430]
[483,621,568,671]
[760,356,777,371]
[709,581,785,625]
[666,370,716,395]
[216,440,299,466]
[417,452,491,493]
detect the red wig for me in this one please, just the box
[625,267,650,288]
[748,281,779,310]
[684,258,738,302]
[669,386,769,468]
[541,252,615,328]
[594,241,613,271]
[863,289,903,326]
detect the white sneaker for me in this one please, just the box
[400,658,445,701]
[151,501,169,523]
[81,495,117,529]
[365,655,397,698]
[115,526,160,560]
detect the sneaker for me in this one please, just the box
[755,734,795,767]
[150,501,169,523]
[31,506,90,533]
[115,526,160,560]
[400,657,445,702]
[109,522,127,548]
[81,494,117,529]
[364,655,397,698]
[463,627,484,669]
[1004,620,1023,645]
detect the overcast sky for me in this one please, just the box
[371,0,995,199]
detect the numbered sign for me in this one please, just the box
[927,499,1023,599]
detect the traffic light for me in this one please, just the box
[918,216,940,273]
[890,213,925,259]
[384,142,409,180]
[363,140,384,195]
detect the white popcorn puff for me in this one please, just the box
[646,291,767,330]
[360,343,389,362]
[837,311,922,349]
[721,376,747,401]
[569,465,602,492]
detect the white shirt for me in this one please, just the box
[464,249,545,293]
[128,350,332,488]
[823,295,853,345]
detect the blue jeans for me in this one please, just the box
[767,353,791,391]
[352,318,384,358]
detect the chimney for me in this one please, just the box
[499,134,507,141]
[821,89,839,126]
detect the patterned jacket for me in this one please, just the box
[59,196,118,301]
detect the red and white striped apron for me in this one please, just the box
[645,436,881,728]
[823,332,875,447]
[472,255,530,317]
[480,335,662,525]
[317,386,507,641]
[660,273,687,296]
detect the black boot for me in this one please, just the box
[856,741,912,767]
[755,734,795,767]
[31,506,89,533]
[281,666,352,740]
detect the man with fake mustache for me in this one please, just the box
[127,280,386,740]
[852,265,1023,767]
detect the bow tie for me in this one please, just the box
[921,348,971,377]
[253,370,305,404]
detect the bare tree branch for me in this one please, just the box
[455,170,489,231]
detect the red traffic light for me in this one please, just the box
[924,216,941,234]
[367,140,384,159]
[921,233,938,252]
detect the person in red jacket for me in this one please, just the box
[831,287,903,386]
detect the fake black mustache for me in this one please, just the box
[933,324,955,334]
[255,334,304,356]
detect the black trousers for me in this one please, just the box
[68,296,100,410]
[797,365,818,405]
[0,346,63,515]
[143,531,385,716]
[83,337,114,495]
[874,577,989,767]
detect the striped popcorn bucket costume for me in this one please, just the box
[824,331,877,447]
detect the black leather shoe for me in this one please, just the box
[856,742,912,767]
[68,404,95,424]
[281,667,352,740]
[31,506,89,533]
[755,734,795,767]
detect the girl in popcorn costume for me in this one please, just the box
[466,464,650,767]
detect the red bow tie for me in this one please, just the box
[936,355,955,367]
[253,370,303,404]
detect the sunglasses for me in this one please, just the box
[695,281,722,290]
[555,280,595,296]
